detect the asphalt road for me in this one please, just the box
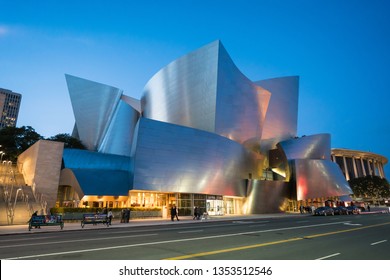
[1,213,390,260]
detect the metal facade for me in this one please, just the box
[132,118,258,196]
[61,40,355,213]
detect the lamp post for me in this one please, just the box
[10,188,22,224]
[13,188,22,211]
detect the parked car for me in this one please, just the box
[346,205,361,214]
[332,206,349,215]
[314,206,334,216]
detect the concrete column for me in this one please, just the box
[352,157,358,179]
[378,162,385,178]
[342,156,350,181]
[361,158,367,176]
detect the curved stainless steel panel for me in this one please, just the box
[215,44,271,144]
[65,74,122,151]
[98,99,140,156]
[132,118,259,196]
[121,95,141,113]
[293,159,352,200]
[142,40,270,144]
[244,180,290,214]
[278,133,331,160]
[62,149,132,171]
[142,41,219,133]
[256,76,299,143]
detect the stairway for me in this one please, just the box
[0,163,43,225]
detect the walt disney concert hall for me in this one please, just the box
[18,40,353,215]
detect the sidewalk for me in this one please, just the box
[0,213,300,236]
[1,209,388,236]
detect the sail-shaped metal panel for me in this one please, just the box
[256,76,299,143]
[98,98,140,156]
[215,43,271,144]
[142,41,219,133]
[278,133,331,160]
[65,74,122,151]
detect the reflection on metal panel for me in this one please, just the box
[142,40,271,144]
[244,180,290,214]
[65,74,122,151]
[99,99,140,156]
[133,118,259,196]
[278,134,331,160]
[214,42,270,144]
[121,95,141,113]
[142,41,219,133]
[63,149,133,172]
[256,76,299,142]
[294,159,352,201]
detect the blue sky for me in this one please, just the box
[1,0,389,175]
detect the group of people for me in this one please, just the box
[121,208,131,223]
[193,206,201,220]
[299,205,315,214]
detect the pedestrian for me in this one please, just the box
[125,208,130,223]
[107,209,113,225]
[367,204,371,212]
[171,205,179,221]
[193,207,198,220]
[175,206,180,221]
[170,205,175,221]
[121,209,125,223]
[30,210,39,228]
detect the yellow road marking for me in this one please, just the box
[165,221,390,260]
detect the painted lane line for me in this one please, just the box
[5,221,348,260]
[178,230,204,234]
[316,253,341,260]
[371,240,387,246]
[167,221,390,260]
[0,233,158,249]
[344,223,362,226]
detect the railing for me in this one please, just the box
[0,161,44,224]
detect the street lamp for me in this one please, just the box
[13,188,22,213]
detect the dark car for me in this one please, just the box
[314,206,334,216]
[346,205,361,215]
[332,206,349,215]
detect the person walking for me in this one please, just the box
[171,205,179,221]
[107,209,113,225]
[193,207,198,220]
[175,206,180,221]
[125,208,130,223]
[30,211,39,228]
[121,209,125,223]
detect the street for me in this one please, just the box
[1,213,390,260]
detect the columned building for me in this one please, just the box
[331,148,387,181]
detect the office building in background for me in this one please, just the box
[0,88,22,129]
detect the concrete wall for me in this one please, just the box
[17,140,64,209]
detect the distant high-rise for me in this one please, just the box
[0,88,22,129]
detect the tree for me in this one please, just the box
[47,133,86,149]
[0,126,43,162]
[348,175,390,200]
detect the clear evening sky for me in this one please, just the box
[1,0,389,175]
